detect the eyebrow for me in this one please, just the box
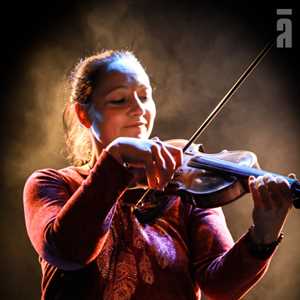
[104,84,150,97]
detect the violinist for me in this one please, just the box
[23,50,295,300]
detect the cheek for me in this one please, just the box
[92,110,126,143]
[146,102,156,125]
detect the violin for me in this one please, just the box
[165,139,300,209]
[133,40,300,222]
[132,139,300,224]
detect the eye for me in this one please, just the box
[108,98,127,105]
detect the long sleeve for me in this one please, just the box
[189,207,275,300]
[23,151,133,271]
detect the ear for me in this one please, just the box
[74,102,92,128]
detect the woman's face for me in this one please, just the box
[87,57,156,147]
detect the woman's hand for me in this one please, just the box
[249,173,296,244]
[106,137,183,190]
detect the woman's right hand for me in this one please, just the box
[106,137,183,190]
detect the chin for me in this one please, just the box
[125,126,149,139]
[136,132,149,139]
[129,132,149,139]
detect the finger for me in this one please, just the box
[153,138,183,169]
[249,176,263,209]
[141,143,160,189]
[152,140,178,188]
[268,176,292,208]
[150,142,171,189]
[145,159,159,189]
[275,176,291,191]
[276,176,292,205]
[288,173,297,180]
[258,175,273,210]
[151,136,160,143]
[262,174,280,209]
[149,143,165,189]
[165,144,183,169]
[153,139,182,187]
[158,142,177,186]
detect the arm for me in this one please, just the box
[189,170,295,300]
[23,150,133,270]
[189,207,274,300]
[24,137,183,271]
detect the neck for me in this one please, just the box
[88,134,105,168]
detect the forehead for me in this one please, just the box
[95,57,150,97]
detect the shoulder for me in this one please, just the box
[24,167,70,188]
[23,166,85,200]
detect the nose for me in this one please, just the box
[129,91,146,116]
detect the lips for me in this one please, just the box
[125,122,147,128]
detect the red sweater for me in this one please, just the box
[23,151,274,300]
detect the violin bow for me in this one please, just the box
[134,39,275,210]
[183,39,275,152]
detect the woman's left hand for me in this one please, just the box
[249,173,296,244]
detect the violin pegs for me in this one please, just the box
[198,144,205,153]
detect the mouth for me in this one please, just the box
[125,122,147,128]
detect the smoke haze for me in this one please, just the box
[1,1,299,299]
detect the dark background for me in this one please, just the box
[0,1,299,299]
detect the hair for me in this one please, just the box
[63,50,145,166]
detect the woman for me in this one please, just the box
[23,50,294,300]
